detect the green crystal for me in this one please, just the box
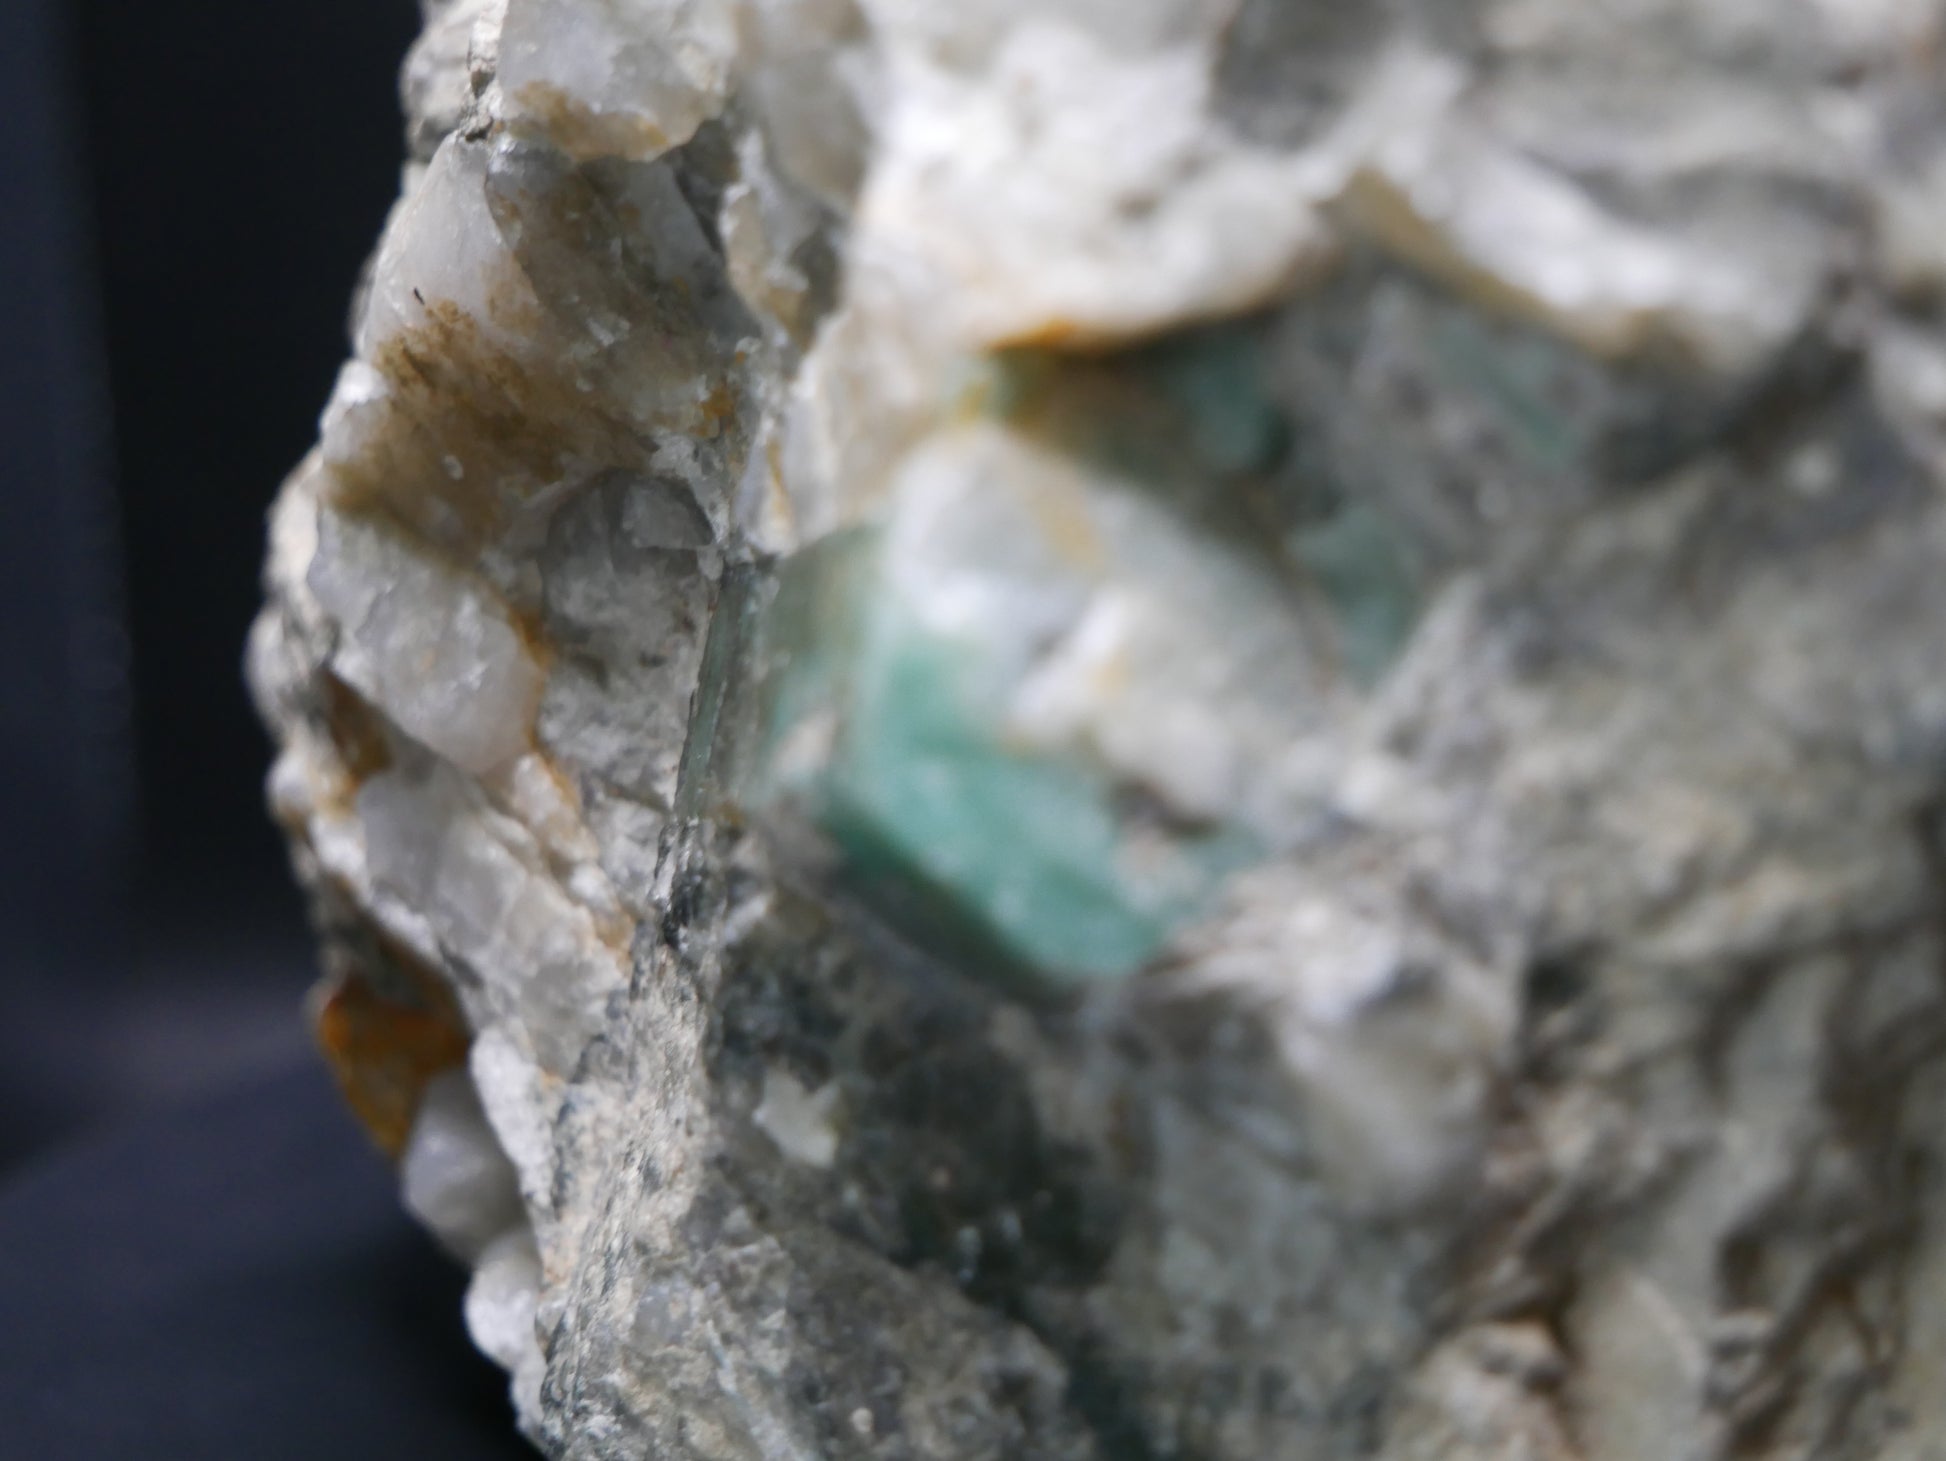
[722,319,1438,990]
[749,531,1254,992]
[983,324,1423,684]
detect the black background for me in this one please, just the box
[3,0,419,1169]
[1,0,534,1452]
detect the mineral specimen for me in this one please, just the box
[251,1,1946,1456]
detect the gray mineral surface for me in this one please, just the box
[252,1,1946,1456]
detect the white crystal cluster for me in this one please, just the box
[251,1,1946,1456]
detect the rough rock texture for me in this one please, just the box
[250,1,1946,1457]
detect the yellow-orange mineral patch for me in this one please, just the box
[309,938,470,1159]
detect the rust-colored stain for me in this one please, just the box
[336,297,641,558]
[990,313,1233,358]
[323,138,755,579]
[697,379,738,437]
[992,316,1097,353]
[508,600,556,674]
[308,937,469,1159]
[511,81,670,165]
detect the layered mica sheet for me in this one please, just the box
[250,2,1946,1457]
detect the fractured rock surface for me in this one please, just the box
[251,1,1946,1456]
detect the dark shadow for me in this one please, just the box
[0,1061,537,1460]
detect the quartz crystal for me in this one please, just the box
[251,1,1946,1456]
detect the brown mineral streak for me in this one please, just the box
[331,296,652,561]
[998,316,1094,352]
[980,251,1335,357]
[330,243,737,570]
[512,81,671,165]
[697,379,738,437]
[320,671,394,784]
[309,942,470,1158]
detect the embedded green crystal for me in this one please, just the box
[749,532,1255,991]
